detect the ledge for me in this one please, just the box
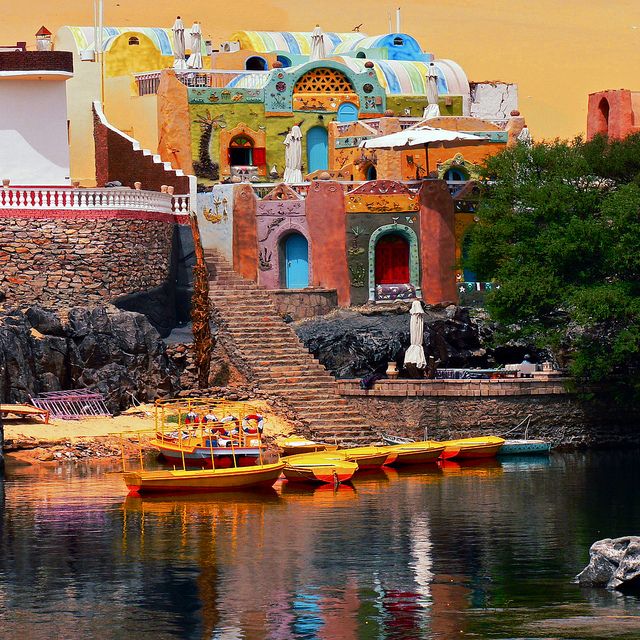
[0,51,73,75]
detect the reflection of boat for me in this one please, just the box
[282,453,358,484]
[439,458,503,477]
[440,437,505,460]
[498,439,551,455]
[123,462,286,494]
[382,443,446,467]
[335,446,390,470]
[279,481,356,498]
[278,436,338,457]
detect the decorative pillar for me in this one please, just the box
[306,180,351,306]
[419,180,457,304]
[232,184,258,282]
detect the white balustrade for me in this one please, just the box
[0,187,176,215]
[134,69,270,95]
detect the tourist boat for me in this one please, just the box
[278,436,339,457]
[440,436,506,460]
[498,439,551,455]
[382,442,447,466]
[281,453,358,485]
[334,446,391,470]
[123,461,286,495]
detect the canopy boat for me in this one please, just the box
[382,442,446,466]
[123,461,286,495]
[278,436,339,457]
[282,453,358,484]
[498,439,551,455]
[440,436,506,460]
[334,446,390,470]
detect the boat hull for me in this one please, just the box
[382,444,446,467]
[336,446,390,470]
[498,440,551,456]
[282,453,358,484]
[280,444,339,457]
[124,462,285,495]
[440,437,506,460]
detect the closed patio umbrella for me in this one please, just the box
[172,16,187,69]
[187,21,203,69]
[404,300,427,369]
[310,25,328,61]
[423,62,440,119]
[283,125,303,183]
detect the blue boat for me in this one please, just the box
[498,439,551,456]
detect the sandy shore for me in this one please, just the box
[3,401,296,465]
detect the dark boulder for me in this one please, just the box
[575,537,640,590]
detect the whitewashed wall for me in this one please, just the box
[0,80,71,185]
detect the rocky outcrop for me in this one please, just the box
[575,537,640,590]
[0,305,179,412]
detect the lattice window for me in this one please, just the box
[293,68,354,94]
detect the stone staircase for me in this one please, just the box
[205,249,374,445]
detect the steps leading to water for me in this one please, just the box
[205,249,373,445]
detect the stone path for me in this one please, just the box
[205,249,373,445]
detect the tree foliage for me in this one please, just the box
[465,134,640,390]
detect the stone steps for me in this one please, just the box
[205,249,375,445]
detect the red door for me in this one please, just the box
[375,234,410,284]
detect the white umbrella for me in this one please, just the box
[423,62,440,119]
[283,125,303,183]
[517,125,532,146]
[404,300,427,369]
[310,25,328,61]
[187,21,203,69]
[360,125,485,175]
[172,16,187,69]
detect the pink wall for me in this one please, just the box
[232,184,258,282]
[587,89,640,140]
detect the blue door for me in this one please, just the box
[337,102,359,123]
[306,126,328,174]
[284,233,309,288]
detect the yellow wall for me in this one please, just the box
[9,1,640,140]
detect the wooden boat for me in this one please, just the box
[382,442,446,467]
[498,439,551,455]
[149,436,265,469]
[334,446,391,470]
[440,436,505,460]
[0,403,50,423]
[282,453,358,485]
[278,436,339,457]
[123,461,285,495]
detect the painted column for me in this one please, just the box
[306,180,351,305]
[376,117,402,181]
[232,184,258,282]
[419,180,457,304]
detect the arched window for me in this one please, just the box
[294,68,354,94]
[356,51,367,59]
[444,167,468,182]
[245,55,267,71]
[128,36,140,46]
[597,97,610,136]
[277,55,292,68]
[365,163,377,180]
[229,135,254,166]
[393,36,404,46]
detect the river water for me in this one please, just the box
[0,451,639,639]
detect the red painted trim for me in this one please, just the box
[0,208,190,224]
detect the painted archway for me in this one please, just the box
[368,224,421,301]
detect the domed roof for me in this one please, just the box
[230,31,366,56]
[333,33,427,61]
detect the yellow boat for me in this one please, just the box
[334,446,391,470]
[278,436,339,457]
[440,436,506,460]
[282,453,358,484]
[123,461,286,495]
[381,442,446,467]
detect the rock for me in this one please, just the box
[25,306,65,337]
[575,537,640,590]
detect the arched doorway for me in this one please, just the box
[365,163,377,180]
[306,126,328,174]
[282,233,309,288]
[245,56,267,70]
[443,167,468,182]
[597,97,610,136]
[375,233,410,285]
[337,102,359,123]
[229,135,254,166]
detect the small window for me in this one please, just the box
[356,51,366,59]
[393,36,404,46]
[245,56,267,71]
[128,36,140,46]
[444,167,468,182]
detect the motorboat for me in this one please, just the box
[123,462,285,495]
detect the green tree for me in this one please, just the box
[466,134,640,392]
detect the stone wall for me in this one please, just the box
[0,215,175,308]
[270,289,338,320]
[342,383,640,448]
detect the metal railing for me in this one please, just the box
[135,69,270,96]
[247,179,431,199]
[0,186,175,215]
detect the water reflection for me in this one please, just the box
[1,452,639,638]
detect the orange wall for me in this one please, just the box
[6,1,640,140]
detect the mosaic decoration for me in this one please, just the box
[367,224,421,301]
[294,68,354,93]
[349,263,367,288]
[292,93,359,113]
[261,183,303,201]
[335,135,374,149]
[258,217,286,242]
[375,283,417,301]
[259,247,273,271]
[346,195,419,213]
[189,88,263,105]
[348,225,366,256]
[349,180,414,195]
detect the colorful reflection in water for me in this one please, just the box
[1,452,639,639]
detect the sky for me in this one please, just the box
[4,0,640,140]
